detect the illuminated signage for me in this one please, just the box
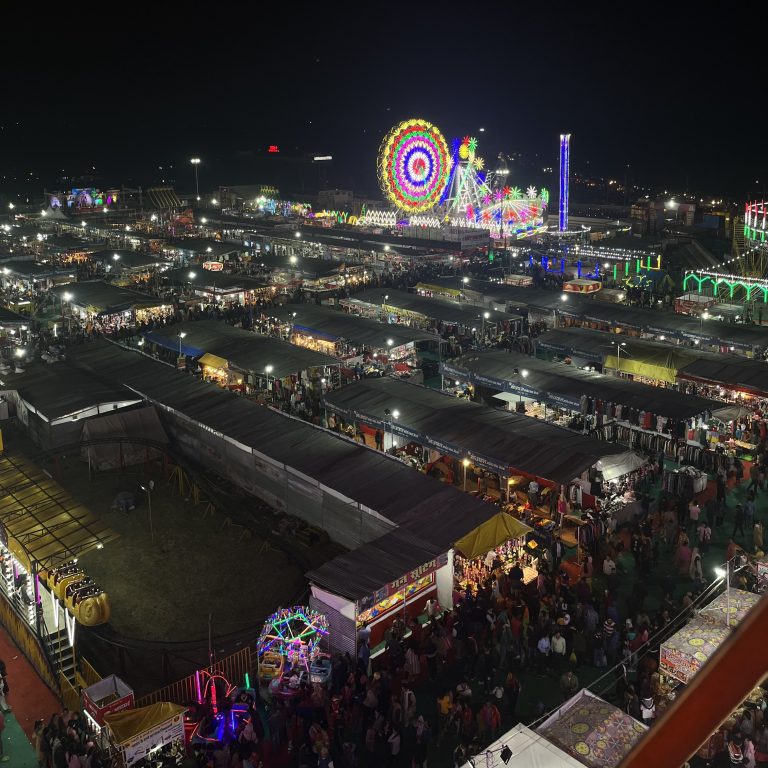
[268,145,280,153]
[202,261,223,271]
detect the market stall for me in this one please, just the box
[536,689,647,768]
[104,702,186,768]
[82,675,135,731]
[699,587,761,627]
[659,615,730,685]
[453,512,535,594]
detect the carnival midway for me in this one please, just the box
[1,112,768,768]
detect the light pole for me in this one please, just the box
[190,158,201,201]
[265,364,273,397]
[481,311,490,341]
[513,367,528,411]
[700,310,709,335]
[62,291,73,335]
[140,482,155,545]
[462,457,470,491]
[613,341,627,373]
[178,331,187,358]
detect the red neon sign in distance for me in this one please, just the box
[268,145,279,153]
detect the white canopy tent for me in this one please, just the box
[460,723,582,767]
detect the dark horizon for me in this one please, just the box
[2,6,765,203]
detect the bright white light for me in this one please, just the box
[113,254,120,260]
[150,214,158,222]
[521,369,529,378]
[560,294,568,302]
[715,566,726,578]
[201,217,207,224]
[8,203,13,210]
[290,255,298,264]
[462,458,470,467]
[190,157,201,165]
[659,335,665,341]
[63,292,72,301]
[103,207,108,213]
[320,378,326,384]
[386,338,394,346]
[384,244,390,251]
[211,198,218,206]
[179,331,187,339]
[206,246,213,253]
[603,262,610,269]
[188,271,197,279]
[392,409,400,419]
[15,348,25,358]
[294,231,301,238]
[265,365,274,374]
[702,311,710,320]
[462,277,469,284]
[483,312,490,319]
[41,209,47,216]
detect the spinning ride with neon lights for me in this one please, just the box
[368,118,547,238]
[257,605,328,676]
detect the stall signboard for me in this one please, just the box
[386,552,449,595]
[659,644,699,685]
[536,340,568,354]
[646,324,677,338]
[503,380,540,400]
[440,363,468,381]
[422,435,461,459]
[83,691,134,727]
[545,392,582,410]
[467,450,510,477]
[203,261,224,271]
[391,422,423,443]
[118,712,185,767]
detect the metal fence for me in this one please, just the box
[135,647,253,708]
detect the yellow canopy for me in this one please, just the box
[104,702,186,745]
[604,350,696,384]
[198,352,228,370]
[414,282,462,297]
[455,512,533,560]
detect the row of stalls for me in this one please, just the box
[412,276,768,359]
[439,349,731,475]
[320,376,640,597]
[255,302,437,380]
[341,287,524,340]
[532,326,768,462]
[141,319,341,396]
[656,586,764,762]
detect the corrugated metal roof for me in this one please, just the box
[323,377,625,484]
[145,320,338,378]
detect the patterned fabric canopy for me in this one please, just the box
[537,690,647,768]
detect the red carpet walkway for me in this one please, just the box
[0,622,61,740]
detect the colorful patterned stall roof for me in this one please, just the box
[703,588,760,627]
[537,690,647,768]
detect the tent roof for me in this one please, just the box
[88,250,167,270]
[64,342,496,543]
[50,281,162,313]
[253,252,363,278]
[408,277,768,349]
[699,588,760,627]
[144,320,338,378]
[679,357,768,396]
[459,723,582,768]
[0,452,118,570]
[445,350,717,419]
[324,377,626,484]
[455,512,533,560]
[264,303,437,348]
[536,689,647,768]
[349,288,522,325]
[163,267,267,291]
[104,702,186,745]
[163,238,243,257]
[3,358,139,421]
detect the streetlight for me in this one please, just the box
[62,291,73,334]
[265,364,274,394]
[190,158,201,200]
[513,367,528,410]
[613,341,627,371]
[178,331,187,357]
[481,310,490,339]
[560,293,568,302]
[462,457,471,491]
[701,310,710,333]
[140,481,155,545]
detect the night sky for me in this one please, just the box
[2,7,762,199]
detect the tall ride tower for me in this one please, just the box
[559,133,571,232]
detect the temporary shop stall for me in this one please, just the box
[453,512,535,596]
[82,675,135,742]
[536,689,648,768]
[460,722,584,767]
[307,528,454,655]
[699,587,761,627]
[659,614,730,686]
[104,702,186,768]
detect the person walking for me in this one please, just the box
[697,520,712,554]
[732,504,746,540]
[0,661,9,714]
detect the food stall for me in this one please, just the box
[82,675,135,731]
[453,512,535,594]
[104,702,186,768]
